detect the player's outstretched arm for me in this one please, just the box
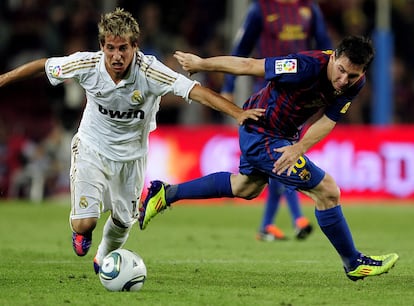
[0,58,47,88]
[189,84,265,125]
[273,115,336,176]
[174,51,265,77]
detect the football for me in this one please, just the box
[98,248,147,292]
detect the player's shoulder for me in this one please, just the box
[51,51,101,67]
[59,50,102,65]
[135,51,175,79]
[46,51,102,79]
[135,51,157,68]
[297,50,332,63]
[292,50,331,73]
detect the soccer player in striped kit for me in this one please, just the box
[141,36,399,281]
[221,0,332,241]
[0,8,264,273]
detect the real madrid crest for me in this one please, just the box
[79,196,89,208]
[131,90,143,104]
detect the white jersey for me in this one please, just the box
[45,51,198,161]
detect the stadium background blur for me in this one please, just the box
[0,0,413,202]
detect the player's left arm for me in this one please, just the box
[188,84,265,125]
[0,58,47,88]
[273,114,336,175]
[174,51,265,77]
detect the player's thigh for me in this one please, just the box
[109,157,146,227]
[70,136,105,221]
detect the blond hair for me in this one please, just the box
[98,7,140,46]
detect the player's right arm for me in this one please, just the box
[174,51,265,77]
[0,59,47,87]
[188,84,265,125]
[273,115,336,176]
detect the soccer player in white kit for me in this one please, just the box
[0,8,265,273]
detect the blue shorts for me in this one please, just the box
[238,125,325,191]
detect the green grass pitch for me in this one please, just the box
[0,199,413,306]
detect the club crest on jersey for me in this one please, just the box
[340,102,351,113]
[51,65,62,77]
[79,196,88,208]
[131,90,143,104]
[298,169,311,181]
[275,59,297,74]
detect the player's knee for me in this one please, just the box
[241,191,260,200]
[230,173,266,199]
[316,174,340,208]
[325,174,340,201]
[232,185,263,200]
[71,217,98,234]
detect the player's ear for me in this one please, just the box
[99,38,105,51]
[329,51,337,64]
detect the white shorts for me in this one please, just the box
[69,135,146,227]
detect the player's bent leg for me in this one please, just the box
[139,173,267,230]
[71,217,98,256]
[301,173,340,211]
[306,174,399,280]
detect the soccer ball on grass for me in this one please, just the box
[98,248,147,292]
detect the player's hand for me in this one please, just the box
[272,143,304,176]
[236,108,265,125]
[174,51,203,75]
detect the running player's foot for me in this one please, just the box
[139,180,169,230]
[295,217,313,240]
[256,224,287,241]
[93,255,100,274]
[345,253,399,281]
[72,232,92,256]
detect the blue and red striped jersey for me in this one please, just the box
[243,50,365,140]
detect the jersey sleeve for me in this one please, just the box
[45,51,100,86]
[141,54,199,103]
[264,53,321,84]
[324,77,365,121]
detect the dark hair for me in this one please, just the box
[335,36,375,71]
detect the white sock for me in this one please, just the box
[96,217,130,263]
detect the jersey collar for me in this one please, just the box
[99,51,137,87]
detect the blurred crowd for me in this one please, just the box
[1,0,414,201]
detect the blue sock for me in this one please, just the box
[284,189,302,227]
[166,172,234,204]
[261,179,283,230]
[315,205,360,269]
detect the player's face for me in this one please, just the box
[101,35,137,83]
[328,53,364,94]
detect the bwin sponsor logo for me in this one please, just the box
[98,104,144,119]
